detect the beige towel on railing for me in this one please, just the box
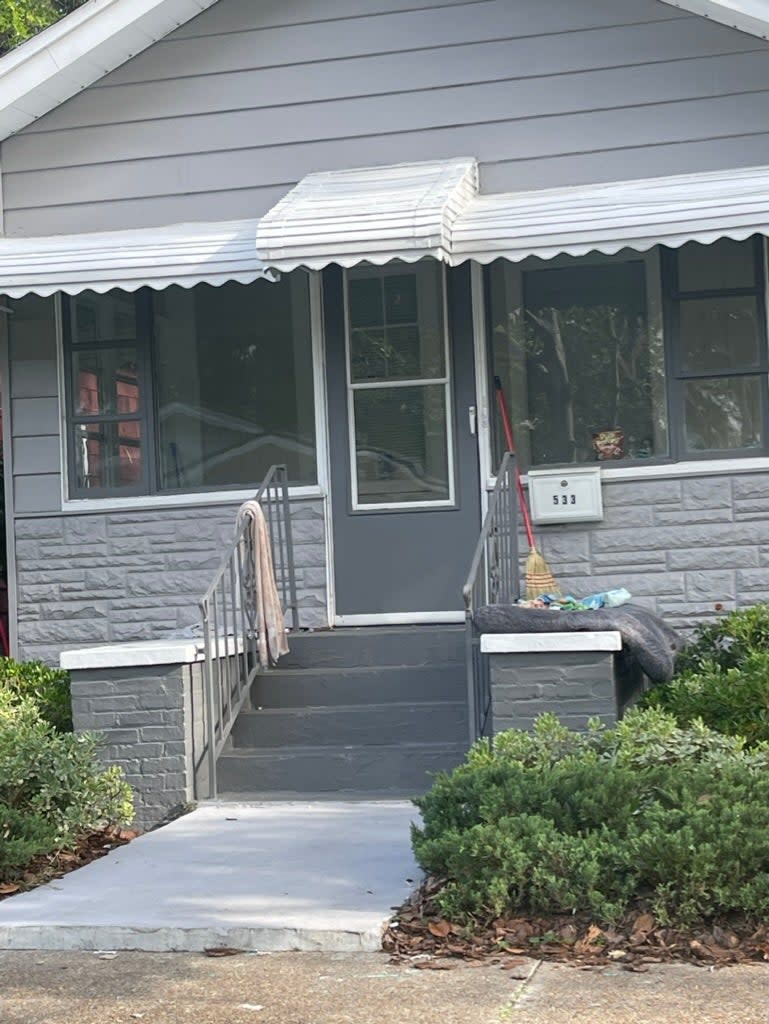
[237,499,290,668]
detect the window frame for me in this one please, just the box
[62,288,156,499]
[484,239,769,476]
[484,248,672,473]
[62,274,322,500]
[661,236,769,462]
[342,261,457,513]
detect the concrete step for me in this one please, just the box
[216,742,467,795]
[281,625,465,670]
[230,700,469,749]
[250,663,466,709]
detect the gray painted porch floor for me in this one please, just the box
[0,801,420,953]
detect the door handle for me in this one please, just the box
[468,405,477,436]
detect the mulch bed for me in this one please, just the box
[383,876,769,971]
[0,827,140,901]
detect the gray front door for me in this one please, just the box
[324,261,481,620]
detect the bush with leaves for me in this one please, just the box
[0,658,72,732]
[0,1,87,56]
[412,710,769,928]
[0,691,134,881]
[641,605,769,745]
[674,604,769,675]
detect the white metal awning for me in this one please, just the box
[4,163,767,300]
[255,158,479,271]
[451,165,769,265]
[0,218,274,299]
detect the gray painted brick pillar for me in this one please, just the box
[482,632,646,735]
[63,641,210,832]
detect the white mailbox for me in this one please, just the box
[527,466,604,525]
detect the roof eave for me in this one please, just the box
[0,0,219,142]
[659,0,769,40]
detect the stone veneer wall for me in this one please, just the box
[527,471,769,633]
[10,470,769,665]
[70,658,211,831]
[489,650,647,734]
[14,497,328,664]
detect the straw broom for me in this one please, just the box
[494,376,561,600]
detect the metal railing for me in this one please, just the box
[462,452,520,743]
[199,464,299,798]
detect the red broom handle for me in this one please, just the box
[494,376,536,550]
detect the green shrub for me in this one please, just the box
[413,710,769,928]
[675,604,769,675]
[640,605,769,745]
[642,651,769,746]
[0,691,134,880]
[0,658,72,732]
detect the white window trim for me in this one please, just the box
[471,261,492,522]
[56,273,330,513]
[486,456,769,492]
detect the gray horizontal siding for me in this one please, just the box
[98,0,688,84]
[5,94,769,235]
[12,435,60,474]
[482,134,769,194]
[10,397,59,437]
[8,51,768,175]
[1,0,768,235]
[23,17,760,134]
[7,296,62,510]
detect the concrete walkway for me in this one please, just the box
[0,801,420,953]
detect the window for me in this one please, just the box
[64,274,317,497]
[489,255,667,471]
[488,238,768,472]
[65,290,147,494]
[664,237,768,458]
[345,262,453,507]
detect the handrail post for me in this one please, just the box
[279,466,300,630]
[200,598,218,800]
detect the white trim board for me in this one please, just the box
[659,0,769,39]
[481,632,623,654]
[335,612,464,626]
[61,638,204,670]
[485,457,769,492]
[60,634,248,670]
[0,0,220,141]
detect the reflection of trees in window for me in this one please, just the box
[524,303,655,464]
[669,238,767,457]
[493,259,664,469]
[683,378,762,452]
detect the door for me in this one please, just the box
[324,260,481,621]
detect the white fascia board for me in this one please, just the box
[659,0,769,39]
[0,0,219,141]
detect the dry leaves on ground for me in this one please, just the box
[0,827,140,901]
[383,877,769,970]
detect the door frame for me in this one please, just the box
[321,260,489,626]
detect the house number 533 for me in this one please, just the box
[553,494,577,505]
